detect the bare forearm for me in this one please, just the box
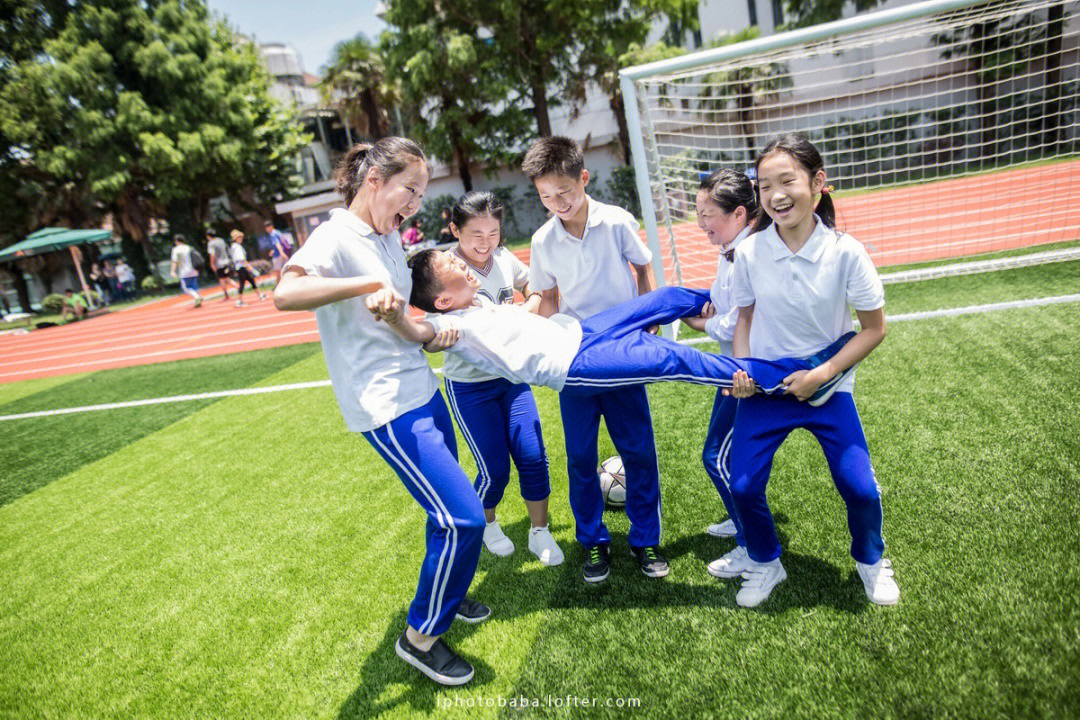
[818,312,886,375]
[682,316,708,332]
[274,271,385,311]
[387,315,436,344]
[634,263,657,296]
[733,305,754,357]
[537,288,559,318]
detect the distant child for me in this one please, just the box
[60,288,88,321]
[726,133,899,608]
[229,230,266,305]
[205,229,234,302]
[262,221,290,286]
[679,169,759,579]
[442,191,562,566]
[522,136,664,583]
[401,218,425,249]
[170,234,202,308]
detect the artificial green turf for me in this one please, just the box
[0,372,86,407]
[877,237,1080,275]
[0,342,321,506]
[880,258,1080,315]
[0,280,1078,718]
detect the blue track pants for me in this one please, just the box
[444,377,550,510]
[362,392,485,636]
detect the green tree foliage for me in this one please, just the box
[319,33,397,144]
[779,0,885,29]
[0,0,309,278]
[380,0,531,191]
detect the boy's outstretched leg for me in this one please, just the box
[563,330,807,396]
[579,286,710,339]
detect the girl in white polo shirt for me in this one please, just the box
[274,138,488,687]
[680,169,760,579]
[727,134,900,609]
[441,191,564,567]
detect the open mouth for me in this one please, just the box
[772,202,794,215]
[393,213,405,228]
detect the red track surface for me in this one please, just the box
[4,161,1078,383]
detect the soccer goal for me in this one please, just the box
[620,0,1080,289]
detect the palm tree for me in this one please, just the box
[319,34,395,142]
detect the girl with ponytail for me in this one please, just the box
[680,169,762,580]
[721,133,900,610]
[274,138,489,686]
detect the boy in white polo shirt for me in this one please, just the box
[522,136,665,583]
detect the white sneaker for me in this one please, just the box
[736,559,787,608]
[706,518,737,537]
[856,558,900,605]
[527,526,564,566]
[482,519,514,557]
[707,545,752,578]
[234,299,246,307]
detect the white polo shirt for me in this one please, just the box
[529,196,652,321]
[171,244,198,279]
[731,216,884,394]
[428,296,583,391]
[442,246,531,383]
[704,224,754,356]
[284,208,439,432]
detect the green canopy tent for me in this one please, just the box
[0,228,113,310]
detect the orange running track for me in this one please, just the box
[3,161,1078,383]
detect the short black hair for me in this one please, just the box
[521,136,584,180]
[407,249,444,314]
[173,233,186,243]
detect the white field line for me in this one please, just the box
[3,293,1079,422]
[878,247,1080,284]
[0,329,321,381]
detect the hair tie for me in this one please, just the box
[822,185,835,195]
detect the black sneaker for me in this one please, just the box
[583,544,611,583]
[395,632,475,686]
[454,596,491,623]
[630,545,670,578]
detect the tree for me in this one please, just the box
[933,3,1052,162]
[319,33,396,143]
[0,0,309,279]
[778,0,885,29]
[575,40,689,165]
[703,28,791,164]
[380,0,530,191]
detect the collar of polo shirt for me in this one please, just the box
[766,213,830,263]
[555,194,604,242]
[330,207,379,239]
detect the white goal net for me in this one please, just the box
[620,0,1080,287]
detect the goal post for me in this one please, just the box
[620,0,1080,290]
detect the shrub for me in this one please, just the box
[40,294,66,313]
[606,166,642,219]
[141,275,161,292]
[41,290,102,313]
[414,193,458,240]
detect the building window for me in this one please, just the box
[771,0,784,27]
[747,0,758,26]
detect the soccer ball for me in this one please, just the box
[598,455,626,509]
